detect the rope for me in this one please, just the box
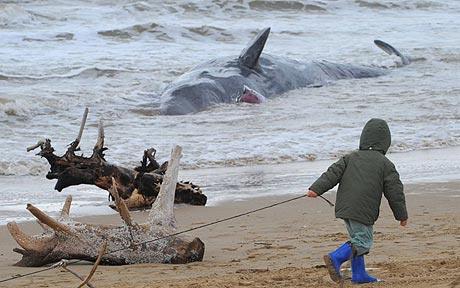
[318,195,335,207]
[0,266,56,283]
[108,194,308,254]
[0,193,331,284]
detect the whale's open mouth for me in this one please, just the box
[236,85,266,104]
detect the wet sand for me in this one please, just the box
[0,181,459,287]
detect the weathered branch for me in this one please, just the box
[149,146,181,227]
[7,222,56,253]
[109,178,133,227]
[27,204,72,234]
[29,108,207,210]
[71,107,89,151]
[63,266,96,288]
[96,120,104,150]
[60,195,72,218]
[146,148,156,160]
[92,120,106,159]
[134,148,159,173]
[13,248,27,255]
[26,138,46,152]
[77,242,107,288]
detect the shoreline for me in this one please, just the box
[1,146,460,225]
[0,181,459,287]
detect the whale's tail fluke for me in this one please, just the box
[374,40,410,66]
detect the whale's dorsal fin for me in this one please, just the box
[239,27,271,69]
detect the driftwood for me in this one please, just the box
[52,241,106,288]
[8,145,205,267]
[27,108,207,210]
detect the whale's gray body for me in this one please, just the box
[160,28,409,115]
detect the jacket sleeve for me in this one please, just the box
[309,156,347,195]
[383,161,408,221]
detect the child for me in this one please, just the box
[307,118,408,283]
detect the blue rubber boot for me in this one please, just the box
[323,242,352,283]
[351,255,378,284]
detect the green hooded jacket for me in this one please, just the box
[309,118,408,225]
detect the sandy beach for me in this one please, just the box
[0,181,458,287]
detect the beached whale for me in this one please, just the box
[159,27,410,115]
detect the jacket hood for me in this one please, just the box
[359,118,391,154]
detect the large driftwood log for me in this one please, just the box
[8,145,205,267]
[28,108,207,210]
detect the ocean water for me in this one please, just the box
[1,0,459,224]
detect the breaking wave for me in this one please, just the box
[353,0,445,10]
[184,26,235,42]
[98,22,236,43]
[0,99,31,118]
[22,32,74,42]
[185,153,319,169]
[440,54,460,63]
[248,1,326,12]
[354,0,399,9]
[0,67,130,81]
[0,4,38,28]
[0,160,46,177]
[0,3,60,28]
[98,22,174,41]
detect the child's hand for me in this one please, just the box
[306,190,318,198]
[400,219,408,227]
